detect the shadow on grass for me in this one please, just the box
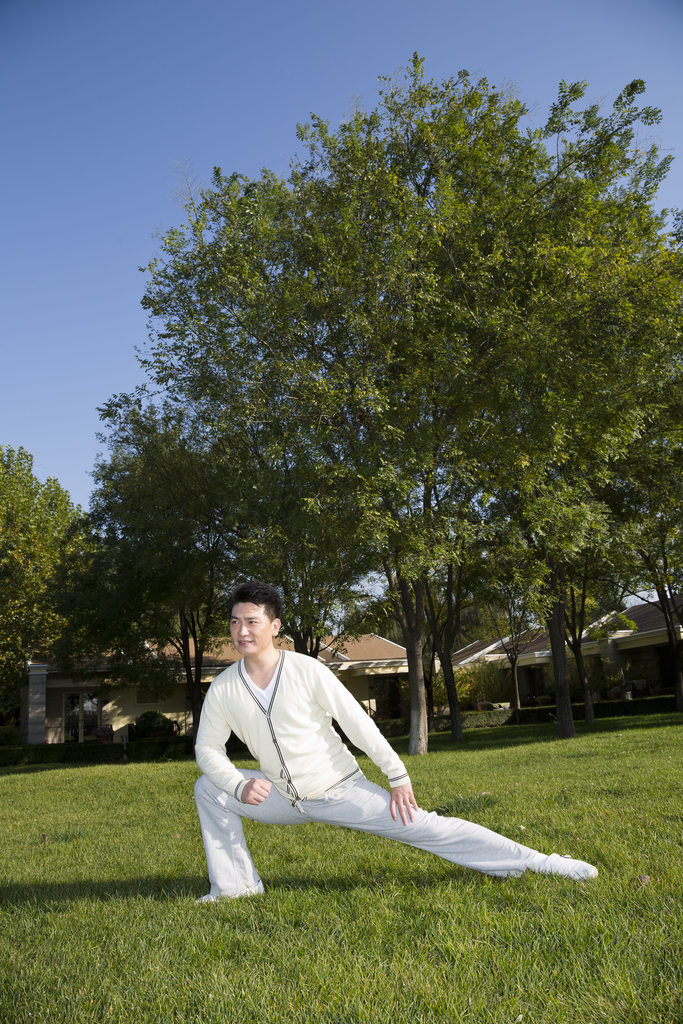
[0,865,486,907]
[0,762,96,777]
[0,875,206,906]
[387,713,683,758]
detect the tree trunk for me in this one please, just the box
[511,656,521,725]
[574,646,595,726]
[189,657,204,747]
[179,612,204,745]
[546,567,576,739]
[441,659,464,742]
[405,627,428,754]
[424,569,464,743]
[425,670,435,732]
[564,564,593,725]
[654,585,683,713]
[290,627,322,658]
[390,572,428,755]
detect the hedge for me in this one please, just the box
[373,694,679,736]
[0,736,194,768]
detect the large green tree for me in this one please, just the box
[127,57,681,751]
[0,446,79,721]
[135,62,551,753]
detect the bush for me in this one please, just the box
[0,725,21,747]
[453,661,513,708]
[0,736,195,767]
[133,710,175,738]
[373,694,679,737]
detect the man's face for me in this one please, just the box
[230,602,281,658]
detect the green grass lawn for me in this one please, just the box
[1,714,681,1024]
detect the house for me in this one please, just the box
[451,601,682,701]
[20,634,410,745]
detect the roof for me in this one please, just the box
[202,633,407,667]
[615,600,680,633]
[452,629,549,666]
[452,637,506,666]
[317,634,407,663]
[451,600,681,667]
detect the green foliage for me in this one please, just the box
[600,389,683,709]
[133,710,175,738]
[425,669,450,709]
[453,660,513,707]
[0,446,80,721]
[587,612,638,642]
[49,405,241,732]
[0,725,21,747]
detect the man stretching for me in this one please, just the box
[194,581,598,900]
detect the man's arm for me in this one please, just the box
[194,682,251,801]
[313,667,417,812]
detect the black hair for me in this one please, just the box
[227,581,283,622]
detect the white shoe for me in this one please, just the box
[196,881,264,902]
[544,853,598,880]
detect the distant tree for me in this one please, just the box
[562,541,630,726]
[0,446,79,722]
[601,395,683,712]
[479,529,549,722]
[424,531,485,741]
[51,405,240,738]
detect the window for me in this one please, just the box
[63,691,99,742]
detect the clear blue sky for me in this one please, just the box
[2,0,682,509]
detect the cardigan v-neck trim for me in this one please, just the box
[238,651,284,715]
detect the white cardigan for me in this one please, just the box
[195,650,410,803]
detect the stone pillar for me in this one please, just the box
[22,663,48,745]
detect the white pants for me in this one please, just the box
[194,771,556,897]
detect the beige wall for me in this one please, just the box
[45,687,64,743]
[336,674,371,703]
[41,679,191,744]
[107,684,190,741]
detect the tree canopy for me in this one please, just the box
[96,57,683,747]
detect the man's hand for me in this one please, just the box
[241,778,272,805]
[390,782,419,825]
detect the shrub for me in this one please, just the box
[453,661,513,707]
[0,725,21,747]
[133,710,174,738]
[0,736,195,767]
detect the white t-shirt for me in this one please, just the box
[241,652,282,710]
